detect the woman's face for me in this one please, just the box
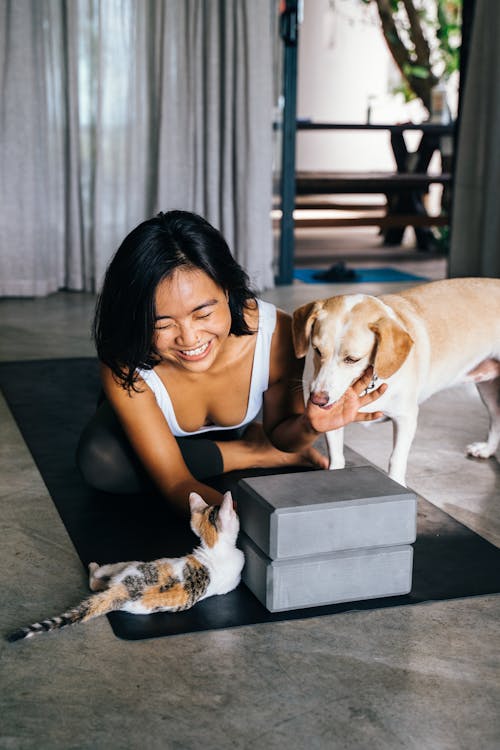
[153,267,232,372]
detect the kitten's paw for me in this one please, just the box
[467,441,494,459]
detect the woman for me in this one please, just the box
[77,210,385,514]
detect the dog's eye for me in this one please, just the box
[344,356,360,364]
[312,346,321,357]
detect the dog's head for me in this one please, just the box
[292,294,414,407]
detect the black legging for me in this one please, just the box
[76,400,245,495]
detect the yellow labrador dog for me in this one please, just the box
[292,278,500,485]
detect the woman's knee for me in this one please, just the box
[76,407,146,494]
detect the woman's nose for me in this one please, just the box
[176,323,199,347]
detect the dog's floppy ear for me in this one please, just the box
[369,316,414,378]
[292,300,323,358]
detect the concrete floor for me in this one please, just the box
[1,254,499,749]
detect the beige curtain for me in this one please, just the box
[0,1,65,295]
[449,0,500,278]
[0,0,275,296]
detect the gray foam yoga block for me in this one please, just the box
[239,533,413,612]
[236,466,416,560]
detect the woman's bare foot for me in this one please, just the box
[216,422,328,472]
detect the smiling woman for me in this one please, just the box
[76,210,386,514]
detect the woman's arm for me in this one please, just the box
[264,311,386,454]
[101,365,223,514]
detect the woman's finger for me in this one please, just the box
[354,410,384,423]
[305,446,329,469]
[353,366,375,394]
[359,382,387,404]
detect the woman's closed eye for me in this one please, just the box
[155,311,213,330]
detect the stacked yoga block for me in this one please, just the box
[236,466,416,612]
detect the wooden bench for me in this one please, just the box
[272,172,451,252]
[289,170,452,230]
[295,170,452,194]
[285,213,449,229]
[274,124,455,265]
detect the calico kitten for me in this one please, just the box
[8,491,244,642]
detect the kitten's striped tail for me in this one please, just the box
[7,586,126,642]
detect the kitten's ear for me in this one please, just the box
[218,491,235,525]
[189,492,209,513]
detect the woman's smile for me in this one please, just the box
[176,339,213,361]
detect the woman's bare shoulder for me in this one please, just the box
[100,363,152,405]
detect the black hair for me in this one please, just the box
[93,210,257,391]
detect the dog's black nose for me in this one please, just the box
[310,391,330,407]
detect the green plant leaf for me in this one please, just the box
[403,64,430,80]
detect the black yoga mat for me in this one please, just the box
[1,358,499,641]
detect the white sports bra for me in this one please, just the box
[136,298,277,437]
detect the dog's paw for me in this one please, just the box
[466,441,494,459]
[328,458,345,470]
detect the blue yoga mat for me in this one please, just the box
[294,267,427,284]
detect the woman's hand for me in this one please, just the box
[305,366,387,434]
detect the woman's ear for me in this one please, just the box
[369,317,414,378]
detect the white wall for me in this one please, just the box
[296,0,427,171]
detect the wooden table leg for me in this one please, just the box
[384,132,441,250]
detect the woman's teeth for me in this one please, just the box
[180,341,209,357]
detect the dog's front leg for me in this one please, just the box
[325,427,345,470]
[388,411,418,486]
